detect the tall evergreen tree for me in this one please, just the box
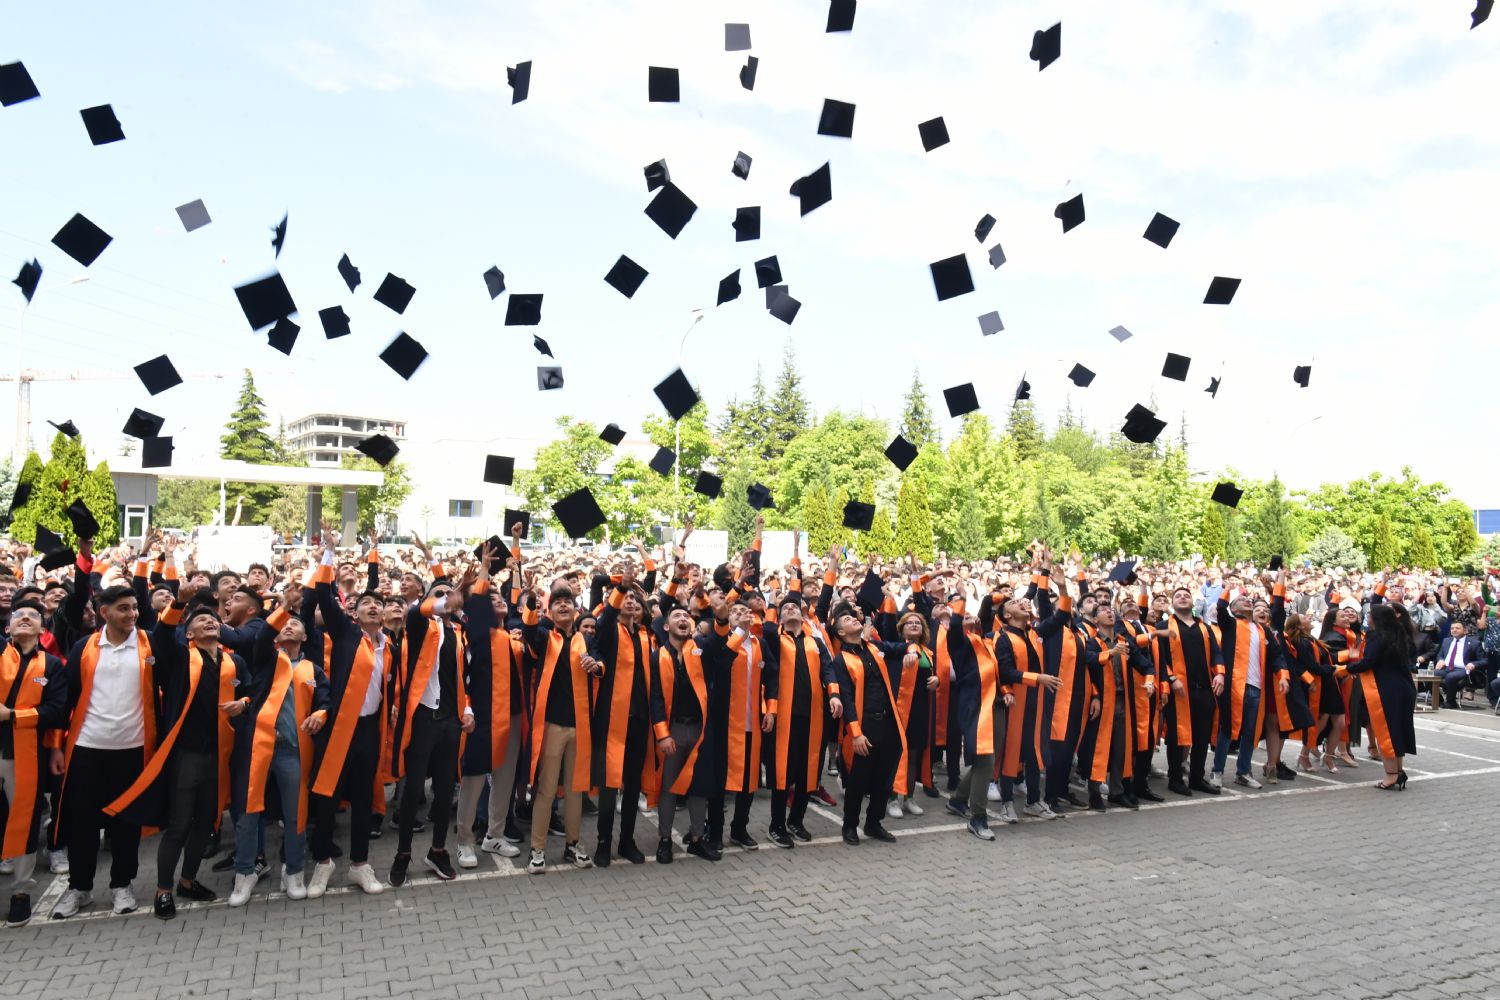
[1406,525,1439,569]
[78,461,119,545]
[1004,400,1044,462]
[898,370,937,447]
[716,467,758,552]
[894,475,935,561]
[1222,508,1249,563]
[1368,513,1400,568]
[856,477,898,558]
[1144,492,1181,560]
[802,482,833,555]
[952,494,987,560]
[9,432,114,546]
[219,369,285,523]
[767,341,811,462]
[1249,475,1299,564]
[1200,504,1226,560]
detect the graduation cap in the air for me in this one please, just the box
[1143,212,1179,249]
[318,306,350,340]
[270,212,288,258]
[1293,364,1312,388]
[1204,276,1241,305]
[36,523,76,571]
[472,534,505,574]
[654,368,699,420]
[337,254,361,293]
[483,266,505,299]
[1109,325,1133,343]
[122,408,164,439]
[740,55,758,90]
[1268,554,1284,572]
[12,259,41,303]
[175,199,210,232]
[505,294,543,325]
[1030,22,1061,71]
[47,419,79,439]
[733,207,761,242]
[1107,560,1138,585]
[604,255,648,298]
[843,500,875,531]
[732,152,752,180]
[507,60,531,103]
[134,354,182,395]
[531,335,552,358]
[0,62,41,106]
[80,104,125,145]
[930,255,974,301]
[754,256,781,288]
[944,383,980,418]
[1121,403,1166,444]
[599,423,626,446]
[693,471,723,499]
[373,273,416,314]
[1211,481,1243,509]
[379,333,428,380]
[918,117,950,152]
[725,23,751,51]
[644,183,697,238]
[1205,376,1221,398]
[1014,376,1032,402]
[768,291,801,325]
[818,99,856,138]
[1162,353,1191,381]
[235,272,297,330]
[885,434,919,472]
[268,319,300,358]
[987,244,1006,268]
[52,213,112,266]
[1068,364,1096,388]
[648,66,680,102]
[747,482,775,511]
[355,433,400,467]
[504,508,532,538]
[644,159,671,192]
[553,487,606,537]
[827,0,856,31]
[7,482,30,513]
[975,214,996,243]
[790,163,832,216]
[717,269,741,305]
[1054,193,1084,233]
[483,455,515,486]
[141,435,174,468]
[978,311,1004,336]
[1474,1,1493,29]
[66,499,101,539]
[648,447,676,476]
[537,366,564,390]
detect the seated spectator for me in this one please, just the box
[1424,621,1486,709]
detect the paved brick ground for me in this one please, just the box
[4,716,1500,999]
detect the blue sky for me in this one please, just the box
[2,1,1497,504]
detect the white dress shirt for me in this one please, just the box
[358,630,387,717]
[75,628,147,750]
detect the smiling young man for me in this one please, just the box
[761,594,839,848]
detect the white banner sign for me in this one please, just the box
[193,525,275,573]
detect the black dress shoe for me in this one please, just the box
[842,827,860,846]
[655,838,674,865]
[1276,762,1298,781]
[1135,788,1165,803]
[729,829,758,850]
[766,828,795,849]
[594,843,611,869]
[1107,793,1140,810]
[1066,791,1087,808]
[921,784,941,798]
[1188,779,1221,796]
[863,823,896,843]
[176,880,216,902]
[617,840,646,865]
[153,892,176,921]
[685,837,720,862]
[787,822,812,843]
[1167,779,1193,797]
[1045,798,1069,813]
[211,854,235,872]
[1088,793,1107,812]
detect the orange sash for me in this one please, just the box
[655,642,709,796]
[1,646,48,856]
[311,633,385,797]
[245,653,324,833]
[773,630,826,791]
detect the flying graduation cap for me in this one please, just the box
[977,311,1004,336]
[654,368,699,419]
[1205,376,1222,398]
[740,56,758,90]
[1204,276,1241,305]
[732,152,752,179]
[553,487,606,537]
[885,434,919,471]
[1474,0,1493,29]
[270,212,288,258]
[355,434,400,467]
[929,255,974,300]
[918,117,950,151]
[52,213,112,266]
[47,419,79,438]
[505,294,543,325]
[373,273,416,314]
[818,98,856,138]
[80,104,125,145]
[379,333,428,380]
[1121,403,1166,444]
[66,499,101,539]
[1162,353,1191,381]
[337,254,361,292]
[1068,364,1096,388]
[647,66,680,102]
[1030,22,1061,71]
[604,255,648,298]
[175,199,211,232]
[944,383,980,418]
[644,183,697,238]
[318,306,351,339]
[122,408,164,439]
[1293,364,1312,388]
[975,214,996,243]
[827,0,856,31]
[134,354,182,395]
[483,266,506,299]
[537,366,564,390]
[644,159,671,192]
[747,482,774,510]
[12,259,41,303]
[733,207,761,241]
[483,455,515,486]
[1143,212,1179,248]
[843,500,875,531]
[648,447,676,476]
[268,317,299,355]
[717,268,741,305]
[790,163,832,216]
[0,62,41,106]
[725,23,751,51]
[693,471,723,499]
[235,272,297,330]
[1211,482,1244,508]
[507,60,532,103]
[141,436,174,468]
[1013,375,1032,402]
[754,256,781,288]
[599,423,626,446]
[1054,193,1085,233]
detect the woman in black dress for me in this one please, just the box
[1343,603,1417,790]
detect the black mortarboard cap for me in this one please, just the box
[504,509,532,537]
[1206,376,1221,398]
[270,211,288,258]
[817,98,856,138]
[790,162,832,216]
[1211,481,1243,508]
[122,408,164,439]
[234,272,297,330]
[134,354,182,395]
[80,104,124,145]
[1054,193,1084,233]
[13,259,41,303]
[48,419,79,439]
[0,62,40,106]
[1162,353,1191,381]
[747,483,774,510]
[176,199,210,232]
[648,66,680,102]
[473,533,505,574]
[929,254,974,301]
[483,455,515,486]
[975,214,996,243]
[507,60,531,103]
[1121,403,1166,444]
[693,471,723,499]
[765,284,788,310]
[318,305,350,339]
[978,311,1004,336]
[885,435,919,472]
[1269,554,1284,572]
[769,291,801,325]
[644,158,671,192]
[1030,22,1061,71]
[988,244,1007,268]
[944,383,979,417]
[604,255,648,298]
[599,423,626,446]
[843,500,875,531]
[717,268,741,305]
[1107,560,1137,584]
[1143,212,1179,249]
[918,117,950,152]
[354,433,400,467]
[337,253,361,292]
[141,435,174,468]
[1474,1,1493,29]
[39,545,77,572]
[754,256,781,288]
[644,183,697,238]
[1293,364,1311,388]
[1014,376,1032,402]
[268,317,299,355]
[1068,364,1096,388]
[379,332,428,380]
[725,23,751,51]
[505,293,543,325]
[52,214,112,266]
[373,273,416,314]
[8,482,30,512]
[740,55,758,90]
[553,487,606,537]
[648,447,676,476]
[66,499,101,539]
[1204,276,1241,305]
[732,152,752,180]
[537,366,564,390]
[35,525,64,553]
[1109,325,1133,343]
[483,266,505,299]
[733,206,761,242]
[654,368,699,420]
[827,0,856,31]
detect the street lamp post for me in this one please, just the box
[673,311,705,530]
[13,275,91,461]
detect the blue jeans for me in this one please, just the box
[1213,684,1262,777]
[235,742,306,875]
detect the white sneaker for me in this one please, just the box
[1207,771,1223,791]
[456,844,479,869]
[527,848,546,874]
[228,872,258,907]
[0,859,11,875]
[281,867,307,901]
[1234,773,1263,790]
[50,888,91,919]
[306,860,335,899]
[111,886,138,914]
[347,863,385,894]
[1023,801,1060,820]
[639,793,656,818]
[886,800,904,820]
[997,801,1019,825]
[986,781,1002,802]
[482,836,520,858]
[903,797,924,816]
[49,848,70,875]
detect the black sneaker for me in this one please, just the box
[5,893,31,928]
[503,818,523,844]
[176,880,216,902]
[425,849,456,881]
[548,814,567,838]
[1107,793,1139,811]
[1088,793,1107,812]
[944,798,970,818]
[705,835,723,854]
[254,854,270,876]
[153,892,176,921]
[1276,762,1298,781]
[211,854,235,872]
[581,796,598,816]
[921,784,941,798]
[787,822,812,843]
[655,838,673,865]
[389,852,411,887]
[766,827,795,849]
[863,823,896,843]
[368,816,384,840]
[594,843,611,869]
[1135,788,1165,803]
[617,840,646,865]
[729,828,758,850]
[685,837,720,862]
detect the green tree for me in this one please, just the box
[894,476,935,562]
[607,401,716,533]
[219,369,286,523]
[1144,492,1181,561]
[898,370,937,447]
[321,455,413,535]
[9,433,98,546]
[718,366,775,470]
[856,478,898,558]
[153,478,221,530]
[1249,475,1299,565]
[1439,500,1481,569]
[952,494,988,560]
[1406,525,1439,569]
[1222,508,1249,563]
[767,341,811,462]
[828,486,853,556]
[515,416,614,538]
[802,482,834,556]
[1004,400,1044,462]
[1304,527,1367,571]
[77,461,119,545]
[0,457,16,514]
[266,487,308,540]
[715,467,757,552]
[1199,504,1226,561]
[773,411,888,521]
[1368,513,1399,569]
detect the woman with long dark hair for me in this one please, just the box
[1320,603,1365,767]
[1343,603,1417,790]
[1283,612,1344,772]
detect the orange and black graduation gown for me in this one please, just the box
[391,596,470,779]
[650,636,730,797]
[759,622,836,791]
[1342,622,1417,759]
[308,567,394,801]
[945,599,1003,766]
[521,604,593,793]
[1120,615,1161,753]
[871,593,932,796]
[994,624,1047,779]
[1078,625,1144,784]
[1035,585,1094,751]
[0,640,66,857]
[460,581,527,778]
[1157,614,1223,748]
[835,640,907,771]
[1266,587,1317,735]
[588,584,657,799]
[700,621,768,793]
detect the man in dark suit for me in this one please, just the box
[1424,621,1486,709]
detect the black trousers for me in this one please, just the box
[842,714,900,832]
[597,716,649,849]
[157,750,218,889]
[398,706,461,854]
[900,685,931,796]
[708,730,758,840]
[1045,739,1078,805]
[944,695,962,790]
[768,713,811,831]
[312,713,381,864]
[1165,687,1217,781]
[63,745,143,892]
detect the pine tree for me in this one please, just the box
[767,342,811,462]
[898,370,937,447]
[9,433,93,546]
[76,461,119,545]
[716,468,757,552]
[0,457,15,514]
[1005,400,1043,462]
[220,369,285,523]
[802,483,833,554]
[1200,504,1226,560]
[953,494,987,560]
[829,486,852,555]
[1223,509,1249,563]
[1406,525,1439,569]
[1304,527,1367,571]
[1144,492,1181,560]
[1249,475,1300,564]
[856,478,898,558]
[1369,513,1399,569]
[894,476,935,562]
